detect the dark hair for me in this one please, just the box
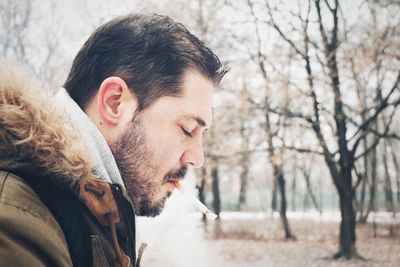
[64,14,228,110]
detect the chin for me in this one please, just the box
[136,196,168,217]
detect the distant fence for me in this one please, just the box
[205,187,400,213]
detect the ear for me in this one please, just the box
[97,77,137,126]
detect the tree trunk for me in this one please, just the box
[271,179,278,212]
[303,169,321,213]
[211,162,221,219]
[357,174,367,222]
[365,146,378,221]
[390,144,400,203]
[358,144,377,223]
[383,144,394,212]
[238,154,249,210]
[357,138,368,223]
[291,174,296,211]
[274,164,295,239]
[335,179,357,259]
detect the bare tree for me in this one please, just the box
[237,87,252,210]
[389,140,400,204]
[300,158,322,213]
[243,0,400,259]
[244,0,296,240]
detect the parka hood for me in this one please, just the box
[0,64,93,195]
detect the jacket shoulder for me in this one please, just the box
[0,171,73,267]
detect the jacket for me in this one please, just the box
[0,65,137,266]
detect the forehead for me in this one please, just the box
[179,71,213,122]
[145,71,214,125]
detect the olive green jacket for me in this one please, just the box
[0,171,73,266]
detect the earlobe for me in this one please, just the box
[97,77,128,126]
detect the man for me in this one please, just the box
[0,14,227,267]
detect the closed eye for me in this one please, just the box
[181,127,193,137]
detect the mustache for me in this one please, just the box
[164,166,188,181]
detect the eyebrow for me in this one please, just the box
[183,115,207,128]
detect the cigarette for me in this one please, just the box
[173,181,218,221]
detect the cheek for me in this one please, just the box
[145,124,184,168]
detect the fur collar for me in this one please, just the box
[0,64,93,194]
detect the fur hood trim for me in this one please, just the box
[0,64,93,193]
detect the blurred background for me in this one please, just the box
[1,0,399,266]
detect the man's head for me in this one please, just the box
[64,14,227,217]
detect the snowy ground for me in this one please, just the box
[136,188,400,267]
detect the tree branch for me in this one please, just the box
[354,104,398,161]
[351,71,400,155]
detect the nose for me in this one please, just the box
[180,136,205,168]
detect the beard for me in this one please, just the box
[110,113,187,217]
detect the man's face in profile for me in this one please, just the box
[111,71,214,217]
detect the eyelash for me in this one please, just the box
[181,127,193,137]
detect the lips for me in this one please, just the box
[165,177,183,185]
[164,166,187,184]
